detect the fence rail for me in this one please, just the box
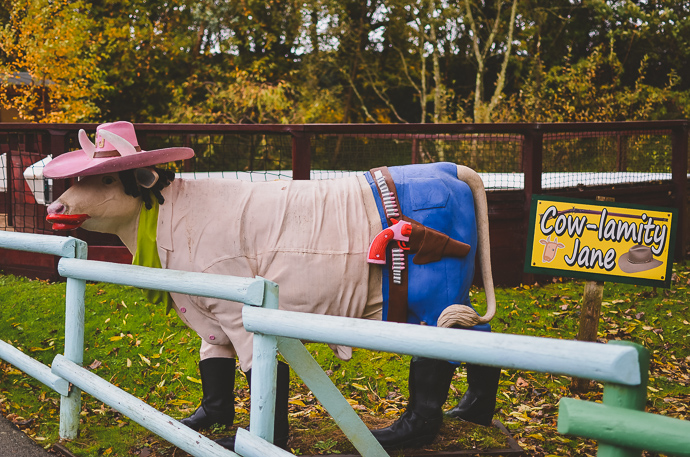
[558,399,690,456]
[58,257,266,306]
[51,354,236,457]
[241,306,642,386]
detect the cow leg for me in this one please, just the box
[371,357,455,449]
[216,360,291,450]
[180,357,236,431]
[445,363,501,426]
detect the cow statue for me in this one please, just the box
[44,121,501,451]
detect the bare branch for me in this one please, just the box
[394,45,422,97]
[487,0,519,116]
[364,69,408,123]
[342,68,377,123]
[483,0,504,61]
[463,0,483,63]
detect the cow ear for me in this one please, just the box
[134,168,159,189]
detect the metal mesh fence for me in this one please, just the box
[311,133,522,169]
[144,131,294,181]
[310,132,524,188]
[541,130,674,189]
[0,130,52,234]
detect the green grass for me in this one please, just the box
[0,266,689,456]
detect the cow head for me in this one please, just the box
[539,235,565,263]
[46,167,175,249]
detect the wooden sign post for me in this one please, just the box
[570,280,605,392]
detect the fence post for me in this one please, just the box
[59,239,88,440]
[46,129,69,200]
[291,130,311,180]
[6,145,12,227]
[522,126,543,202]
[597,340,649,457]
[522,126,543,284]
[616,134,628,172]
[249,279,280,443]
[671,123,688,260]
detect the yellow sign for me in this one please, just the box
[525,196,676,287]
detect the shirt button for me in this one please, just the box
[209,335,216,341]
[180,307,186,313]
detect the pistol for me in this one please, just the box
[367,219,412,264]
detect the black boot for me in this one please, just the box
[371,357,456,449]
[180,358,236,431]
[216,361,290,450]
[445,363,501,426]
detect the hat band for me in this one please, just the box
[629,256,653,265]
[93,146,142,158]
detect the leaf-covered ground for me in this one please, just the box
[0,265,688,456]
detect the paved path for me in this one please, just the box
[0,414,51,457]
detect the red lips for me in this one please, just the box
[46,214,91,231]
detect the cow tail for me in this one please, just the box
[437,165,496,329]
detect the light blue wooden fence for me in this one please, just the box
[0,232,247,456]
[241,308,690,457]
[1,231,688,457]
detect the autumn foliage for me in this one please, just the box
[1,0,688,124]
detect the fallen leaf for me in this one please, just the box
[516,377,530,388]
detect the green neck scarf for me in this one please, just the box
[132,200,173,313]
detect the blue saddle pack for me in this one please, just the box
[365,162,491,333]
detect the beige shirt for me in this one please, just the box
[156,176,382,371]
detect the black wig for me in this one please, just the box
[118,167,176,210]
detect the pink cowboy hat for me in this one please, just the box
[43,121,194,179]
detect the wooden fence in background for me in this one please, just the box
[0,120,688,285]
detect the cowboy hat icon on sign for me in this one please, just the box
[618,245,663,274]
